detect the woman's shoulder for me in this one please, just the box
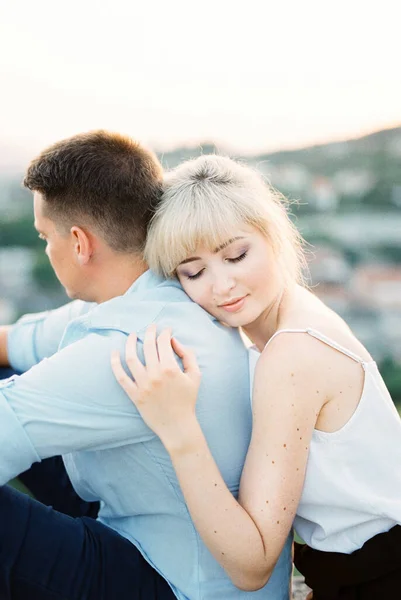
[273,289,372,364]
[253,325,334,415]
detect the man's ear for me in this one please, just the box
[71,226,93,266]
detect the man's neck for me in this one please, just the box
[90,255,149,304]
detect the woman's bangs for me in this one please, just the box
[167,206,244,275]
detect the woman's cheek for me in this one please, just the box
[194,290,209,311]
[248,259,268,282]
[181,281,202,307]
[190,284,210,312]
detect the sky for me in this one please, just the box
[0,0,400,163]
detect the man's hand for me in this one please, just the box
[305,592,313,600]
[0,326,11,367]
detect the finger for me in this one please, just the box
[111,350,139,403]
[125,333,147,387]
[143,324,160,376]
[156,329,180,371]
[171,337,201,378]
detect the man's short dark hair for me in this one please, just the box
[24,130,163,253]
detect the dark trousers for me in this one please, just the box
[294,526,401,600]
[0,369,176,600]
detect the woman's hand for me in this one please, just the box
[111,325,201,450]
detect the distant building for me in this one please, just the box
[351,264,401,310]
[312,282,352,314]
[0,298,16,325]
[332,169,376,198]
[0,247,36,294]
[310,176,339,211]
[266,164,311,194]
[308,245,351,285]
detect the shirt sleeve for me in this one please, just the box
[0,329,154,484]
[7,300,95,373]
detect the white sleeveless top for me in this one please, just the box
[249,328,401,554]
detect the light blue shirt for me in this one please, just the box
[2,270,292,600]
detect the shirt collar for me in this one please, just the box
[124,269,183,296]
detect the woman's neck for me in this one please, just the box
[242,283,300,351]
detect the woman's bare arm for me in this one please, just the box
[0,326,11,367]
[113,327,327,590]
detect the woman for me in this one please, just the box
[112,155,401,600]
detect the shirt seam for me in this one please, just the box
[85,303,170,336]
[141,442,201,597]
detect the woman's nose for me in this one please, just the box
[212,275,235,297]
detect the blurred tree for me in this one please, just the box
[32,252,59,289]
[374,245,401,264]
[9,179,32,205]
[361,180,394,208]
[379,357,401,406]
[0,217,40,248]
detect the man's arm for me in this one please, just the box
[0,326,11,366]
[6,300,94,373]
[0,329,154,485]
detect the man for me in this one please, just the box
[0,131,292,600]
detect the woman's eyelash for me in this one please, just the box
[185,252,248,280]
[228,251,247,263]
[186,269,204,280]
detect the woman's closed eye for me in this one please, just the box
[183,252,248,280]
[226,251,248,264]
[185,268,205,281]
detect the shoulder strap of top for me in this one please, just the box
[264,328,364,364]
[264,328,307,349]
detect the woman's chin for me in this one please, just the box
[218,312,255,329]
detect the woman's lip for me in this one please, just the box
[219,296,247,313]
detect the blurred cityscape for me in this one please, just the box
[1,126,400,402]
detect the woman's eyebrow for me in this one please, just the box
[213,236,245,253]
[179,256,201,266]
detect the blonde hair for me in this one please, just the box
[145,155,307,285]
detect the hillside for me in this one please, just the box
[155,126,401,212]
[157,126,401,178]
